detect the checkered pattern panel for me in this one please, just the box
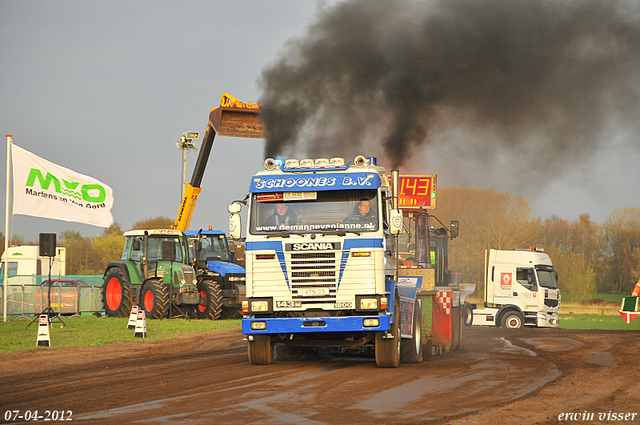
[437,290,452,315]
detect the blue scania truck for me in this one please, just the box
[228,155,442,367]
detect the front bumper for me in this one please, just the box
[537,312,559,328]
[243,314,391,335]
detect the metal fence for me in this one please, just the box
[0,275,105,318]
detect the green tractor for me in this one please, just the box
[101,229,222,319]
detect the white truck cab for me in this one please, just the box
[465,248,560,329]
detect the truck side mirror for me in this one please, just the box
[132,239,141,251]
[450,220,459,239]
[229,214,242,240]
[228,202,242,214]
[389,209,403,235]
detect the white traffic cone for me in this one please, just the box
[127,305,139,330]
[134,309,147,338]
[36,314,51,347]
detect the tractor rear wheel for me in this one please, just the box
[140,279,170,319]
[102,267,132,317]
[248,334,273,365]
[195,278,222,320]
[375,292,401,368]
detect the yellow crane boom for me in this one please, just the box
[173,94,263,231]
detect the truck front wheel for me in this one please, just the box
[195,278,222,320]
[375,293,401,368]
[140,279,169,319]
[401,300,423,363]
[501,311,523,329]
[102,268,132,317]
[463,304,474,327]
[248,334,273,365]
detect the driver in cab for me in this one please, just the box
[344,199,376,225]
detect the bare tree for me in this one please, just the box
[602,207,640,293]
[131,216,173,230]
[436,186,537,294]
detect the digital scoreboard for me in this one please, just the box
[398,174,436,209]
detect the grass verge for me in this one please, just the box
[0,315,241,354]
[559,313,640,330]
[2,313,638,355]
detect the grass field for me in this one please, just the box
[559,313,640,330]
[0,316,241,354]
[1,311,639,355]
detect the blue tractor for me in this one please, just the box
[185,229,246,319]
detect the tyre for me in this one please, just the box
[220,306,242,320]
[140,279,169,319]
[248,334,273,365]
[375,292,401,368]
[194,278,222,320]
[102,267,133,317]
[463,304,474,327]
[401,300,423,363]
[501,311,523,329]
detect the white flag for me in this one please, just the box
[11,144,114,227]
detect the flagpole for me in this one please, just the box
[3,135,11,322]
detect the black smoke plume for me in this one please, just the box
[258,0,640,173]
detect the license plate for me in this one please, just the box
[298,288,329,296]
[276,300,302,308]
[284,191,317,201]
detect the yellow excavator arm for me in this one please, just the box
[172,94,264,231]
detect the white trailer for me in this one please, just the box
[464,248,560,329]
[1,245,66,278]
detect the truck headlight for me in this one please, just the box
[359,298,378,310]
[251,300,269,312]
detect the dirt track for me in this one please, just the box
[1,326,639,425]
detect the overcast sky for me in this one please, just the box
[1,0,639,243]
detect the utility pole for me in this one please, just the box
[176,131,199,199]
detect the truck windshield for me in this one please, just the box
[197,235,230,262]
[250,189,379,235]
[536,266,557,289]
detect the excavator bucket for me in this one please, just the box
[209,106,264,138]
[208,94,264,138]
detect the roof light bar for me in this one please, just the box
[267,155,368,170]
